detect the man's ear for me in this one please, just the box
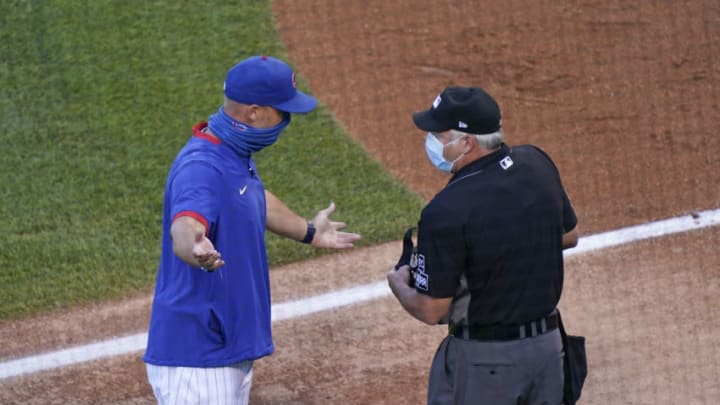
[245,105,261,124]
[462,135,475,153]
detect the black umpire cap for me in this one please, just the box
[413,86,502,135]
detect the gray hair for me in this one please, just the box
[450,129,504,149]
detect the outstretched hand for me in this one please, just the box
[310,202,362,249]
[192,232,225,271]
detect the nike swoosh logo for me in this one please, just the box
[239,185,248,195]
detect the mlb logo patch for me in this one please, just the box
[500,156,514,170]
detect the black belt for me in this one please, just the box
[449,311,559,341]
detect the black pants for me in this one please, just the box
[428,329,564,405]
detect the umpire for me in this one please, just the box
[387,86,579,404]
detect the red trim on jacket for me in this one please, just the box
[192,122,221,145]
[173,211,210,236]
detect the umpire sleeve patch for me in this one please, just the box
[414,254,429,291]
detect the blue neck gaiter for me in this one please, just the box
[207,107,290,157]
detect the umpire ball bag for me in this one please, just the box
[558,310,588,405]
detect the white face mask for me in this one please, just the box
[424,133,465,173]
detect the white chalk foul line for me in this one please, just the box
[0,334,149,380]
[1,208,719,380]
[566,209,720,256]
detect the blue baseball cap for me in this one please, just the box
[223,55,318,113]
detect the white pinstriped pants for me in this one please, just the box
[146,361,253,405]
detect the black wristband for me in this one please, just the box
[302,221,316,244]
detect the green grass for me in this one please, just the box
[0,0,424,321]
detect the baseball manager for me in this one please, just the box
[143,55,361,404]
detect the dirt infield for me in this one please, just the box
[273,0,720,234]
[1,0,719,404]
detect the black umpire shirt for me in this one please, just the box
[414,143,577,326]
